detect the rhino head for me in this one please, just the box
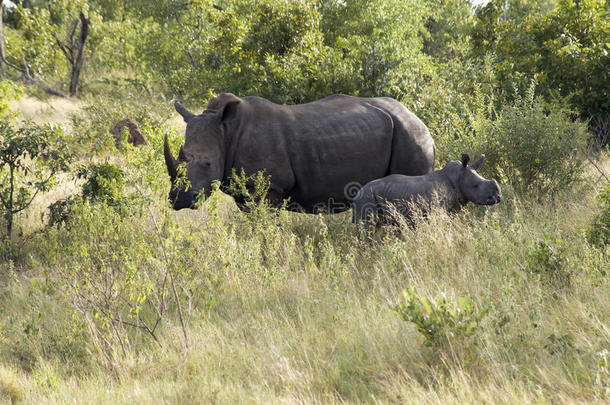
[164,98,240,210]
[446,154,501,206]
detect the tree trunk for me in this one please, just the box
[0,3,5,78]
[69,12,89,97]
[6,164,14,239]
[0,4,67,97]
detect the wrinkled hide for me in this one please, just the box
[352,154,501,229]
[165,93,435,212]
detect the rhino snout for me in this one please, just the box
[169,188,198,210]
[485,182,501,205]
[486,194,501,204]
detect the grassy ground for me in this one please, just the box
[0,98,609,404]
[8,96,83,129]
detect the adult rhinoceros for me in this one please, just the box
[164,93,435,212]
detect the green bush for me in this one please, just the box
[136,0,433,104]
[393,287,488,348]
[47,197,77,228]
[587,184,610,248]
[40,202,187,358]
[48,162,131,227]
[77,162,126,206]
[0,120,70,240]
[452,84,589,195]
[0,82,22,119]
[4,6,63,83]
[71,90,171,154]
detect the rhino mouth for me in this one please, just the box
[169,188,198,210]
[485,192,501,205]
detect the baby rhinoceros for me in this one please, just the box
[352,154,501,230]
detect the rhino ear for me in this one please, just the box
[461,153,470,167]
[218,100,240,122]
[470,154,485,170]
[175,101,195,122]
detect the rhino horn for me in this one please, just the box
[164,134,178,182]
[174,101,195,122]
[178,145,188,161]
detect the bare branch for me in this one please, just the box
[148,203,189,348]
[0,50,25,73]
[584,151,610,184]
[68,18,78,52]
[69,12,89,96]
[19,56,69,98]
[53,32,73,64]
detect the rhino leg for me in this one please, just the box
[352,194,379,239]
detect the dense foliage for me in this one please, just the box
[3,1,607,121]
[472,0,609,119]
[0,120,68,240]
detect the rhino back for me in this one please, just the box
[367,97,435,175]
[230,95,395,211]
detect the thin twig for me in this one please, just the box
[0,51,68,97]
[583,148,610,184]
[134,183,189,347]
[149,210,189,348]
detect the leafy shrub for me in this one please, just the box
[70,90,171,154]
[225,170,272,212]
[138,0,433,104]
[528,235,573,288]
[47,196,77,228]
[0,120,70,240]
[0,82,22,119]
[454,84,588,195]
[77,162,126,206]
[587,184,610,248]
[4,6,63,82]
[48,162,130,227]
[393,287,488,348]
[40,202,208,360]
[49,161,127,227]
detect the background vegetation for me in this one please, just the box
[0,0,609,403]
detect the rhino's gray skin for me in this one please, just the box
[164,93,435,212]
[352,154,501,229]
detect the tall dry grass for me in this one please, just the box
[1,150,609,403]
